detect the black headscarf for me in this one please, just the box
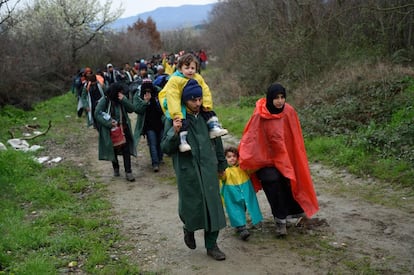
[266,83,286,114]
[140,79,158,99]
[107,82,124,103]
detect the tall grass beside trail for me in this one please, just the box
[214,104,254,138]
[300,72,414,187]
[0,93,140,274]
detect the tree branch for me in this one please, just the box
[9,120,52,140]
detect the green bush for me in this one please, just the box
[300,75,414,167]
[237,95,264,108]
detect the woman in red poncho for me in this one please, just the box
[238,83,319,237]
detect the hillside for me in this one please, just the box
[110,4,216,31]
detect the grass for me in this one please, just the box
[0,93,140,274]
[0,150,134,274]
[304,135,414,187]
[214,103,254,139]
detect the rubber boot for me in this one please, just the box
[207,116,228,139]
[179,131,191,152]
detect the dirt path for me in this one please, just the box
[78,114,414,274]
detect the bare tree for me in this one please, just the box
[161,28,202,54]
[204,0,414,97]
[54,0,123,63]
[0,0,123,108]
[0,0,20,33]
[127,17,162,51]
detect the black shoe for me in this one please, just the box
[113,169,120,177]
[153,165,159,172]
[77,108,83,117]
[236,226,250,241]
[183,228,196,249]
[239,229,250,241]
[207,245,226,261]
[126,172,135,182]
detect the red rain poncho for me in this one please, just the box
[238,98,319,218]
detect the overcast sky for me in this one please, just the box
[12,0,219,19]
[110,0,219,18]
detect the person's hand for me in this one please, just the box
[173,118,182,134]
[143,92,151,102]
[219,171,225,180]
[85,107,91,112]
[117,92,124,101]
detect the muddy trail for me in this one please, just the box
[69,114,413,275]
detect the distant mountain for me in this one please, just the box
[110,4,216,31]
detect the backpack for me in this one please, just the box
[128,79,142,98]
[73,75,83,96]
[153,74,169,89]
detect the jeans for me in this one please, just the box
[146,130,163,167]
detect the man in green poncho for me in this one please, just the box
[161,79,227,261]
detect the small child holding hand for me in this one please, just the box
[220,147,263,240]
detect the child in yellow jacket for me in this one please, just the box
[161,53,176,75]
[220,146,263,240]
[158,53,227,152]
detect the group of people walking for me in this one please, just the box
[73,51,319,261]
